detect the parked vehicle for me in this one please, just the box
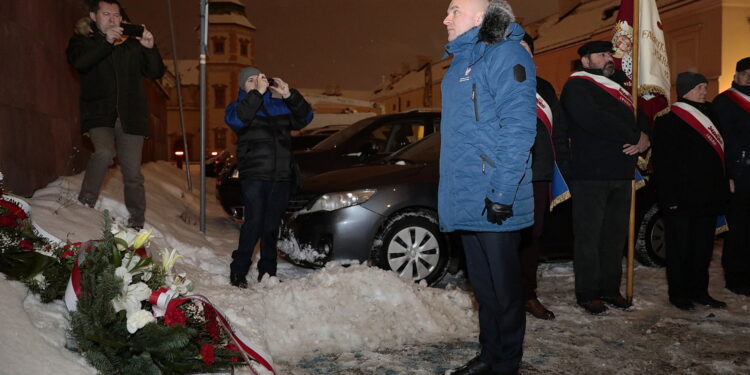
[278,133,665,285]
[216,110,441,220]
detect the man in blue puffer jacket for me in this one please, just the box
[225,67,313,288]
[439,0,536,374]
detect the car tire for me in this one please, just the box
[371,210,449,286]
[635,204,666,267]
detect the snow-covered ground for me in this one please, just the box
[2,162,749,374]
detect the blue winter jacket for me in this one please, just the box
[438,24,537,232]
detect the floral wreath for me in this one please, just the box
[0,172,274,375]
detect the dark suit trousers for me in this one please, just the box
[722,190,750,287]
[520,181,549,300]
[663,210,716,300]
[461,231,525,375]
[570,180,631,301]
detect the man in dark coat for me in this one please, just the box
[66,0,165,229]
[653,72,729,310]
[714,57,750,296]
[558,41,650,315]
[519,33,556,321]
[224,67,313,288]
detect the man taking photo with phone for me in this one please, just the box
[66,0,165,230]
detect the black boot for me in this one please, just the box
[230,272,248,289]
[450,355,491,375]
[693,295,726,308]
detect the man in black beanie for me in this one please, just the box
[557,40,651,314]
[653,71,729,310]
[714,57,750,296]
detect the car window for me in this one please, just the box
[312,117,377,151]
[385,132,440,164]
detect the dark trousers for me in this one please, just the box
[230,179,290,279]
[461,231,525,374]
[79,119,145,226]
[663,211,716,301]
[570,180,631,301]
[722,189,750,287]
[519,181,548,300]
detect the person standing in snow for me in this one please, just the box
[439,0,536,373]
[517,32,557,321]
[67,0,165,230]
[715,57,750,297]
[225,67,313,288]
[653,72,729,310]
[557,41,650,315]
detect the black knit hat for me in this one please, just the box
[736,57,750,72]
[577,41,613,57]
[676,72,708,98]
[522,33,535,55]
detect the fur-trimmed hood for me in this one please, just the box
[478,0,516,45]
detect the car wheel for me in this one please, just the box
[372,210,449,285]
[635,204,666,267]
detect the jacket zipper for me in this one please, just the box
[472,83,479,122]
[480,154,495,175]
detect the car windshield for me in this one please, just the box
[383,132,440,164]
[311,117,378,151]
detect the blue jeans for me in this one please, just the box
[230,179,290,279]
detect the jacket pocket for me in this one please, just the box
[472,83,480,122]
[480,153,496,175]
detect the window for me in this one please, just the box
[213,84,227,108]
[212,36,226,54]
[239,39,249,56]
[214,128,227,149]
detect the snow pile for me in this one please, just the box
[0,161,476,372]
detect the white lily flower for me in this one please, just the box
[132,228,153,250]
[126,309,156,334]
[160,248,182,274]
[114,266,133,288]
[112,281,151,315]
[167,272,193,295]
[112,228,138,251]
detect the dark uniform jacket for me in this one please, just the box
[66,23,165,137]
[557,68,650,180]
[653,99,729,215]
[531,76,558,182]
[225,88,313,181]
[713,83,750,191]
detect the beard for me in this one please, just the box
[602,62,615,77]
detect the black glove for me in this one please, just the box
[482,198,513,225]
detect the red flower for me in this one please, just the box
[134,247,148,259]
[60,250,76,260]
[0,215,17,228]
[200,343,215,366]
[224,342,240,362]
[164,306,187,327]
[203,303,220,343]
[19,240,33,251]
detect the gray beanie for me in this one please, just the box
[676,72,707,98]
[238,66,262,89]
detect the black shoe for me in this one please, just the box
[600,294,633,309]
[693,295,726,308]
[230,272,248,289]
[577,299,608,315]
[669,298,695,311]
[524,298,555,320]
[726,284,750,296]
[126,218,144,231]
[450,355,491,375]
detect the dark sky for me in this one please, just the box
[123,0,554,91]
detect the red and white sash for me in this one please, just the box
[569,71,634,112]
[670,101,725,168]
[536,93,553,134]
[723,88,750,113]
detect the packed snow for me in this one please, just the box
[2,161,749,374]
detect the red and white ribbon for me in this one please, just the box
[569,71,634,112]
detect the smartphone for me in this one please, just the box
[267,78,277,87]
[121,24,144,38]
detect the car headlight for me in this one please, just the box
[303,189,377,213]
